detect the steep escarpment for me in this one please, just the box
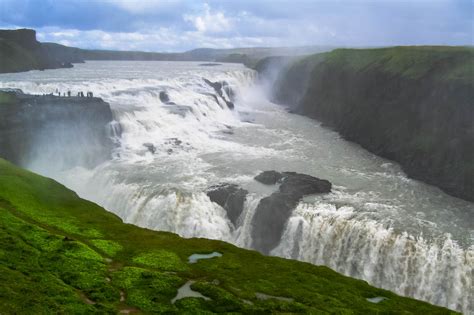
[0,29,81,73]
[270,47,474,201]
[0,89,115,169]
[0,159,454,313]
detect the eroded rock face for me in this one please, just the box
[222,81,235,102]
[203,78,235,110]
[0,89,115,169]
[252,171,331,253]
[207,183,248,225]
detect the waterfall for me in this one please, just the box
[0,61,471,313]
[271,202,473,313]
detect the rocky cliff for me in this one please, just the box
[0,89,115,169]
[267,46,474,201]
[0,29,81,73]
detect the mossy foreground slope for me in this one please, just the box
[0,159,456,314]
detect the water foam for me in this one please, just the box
[272,202,473,313]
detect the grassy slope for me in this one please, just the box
[0,159,456,314]
[322,46,473,83]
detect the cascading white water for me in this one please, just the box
[0,61,472,313]
[272,202,473,312]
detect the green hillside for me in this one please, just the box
[0,159,456,314]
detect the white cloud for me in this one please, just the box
[103,0,183,14]
[183,3,232,33]
[34,25,281,52]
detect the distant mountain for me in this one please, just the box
[0,28,335,73]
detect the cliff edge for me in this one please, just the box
[0,29,82,73]
[0,89,115,169]
[269,46,474,201]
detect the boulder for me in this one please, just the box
[251,171,331,253]
[279,172,331,196]
[254,170,284,185]
[207,183,248,225]
[159,91,170,103]
[251,193,299,253]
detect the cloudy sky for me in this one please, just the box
[0,0,472,52]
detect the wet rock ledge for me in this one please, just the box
[0,89,116,168]
[252,171,331,254]
[207,171,331,255]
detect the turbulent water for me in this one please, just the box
[0,61,472,313]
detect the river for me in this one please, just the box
[0,61,472,313]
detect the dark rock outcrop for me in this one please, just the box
[207,183,248,225]
[222,81,236,102]
[159,91,170,103]
[252,171,331,253]
[0,89,115,169]
[0,29,84,73]
[0,29,39,50]
[268,47,474,202]
[203,78,235,110]
[279,172,332,196]
[254,170,284,185]
[199,63,222,67]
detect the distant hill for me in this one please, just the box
[0,28,334,73]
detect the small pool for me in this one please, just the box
[171,281,210,303]
[366,296,388,303]
[188,252,222,264]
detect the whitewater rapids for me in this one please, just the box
[0,61,472,313]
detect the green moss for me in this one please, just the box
[113,267,182,312]
[91,239,123,257]
[320,46,474,83]
[133,250,188,272]
[0,158,458,314]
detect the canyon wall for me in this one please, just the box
[0,90,115,170]
[263,46,474,201]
